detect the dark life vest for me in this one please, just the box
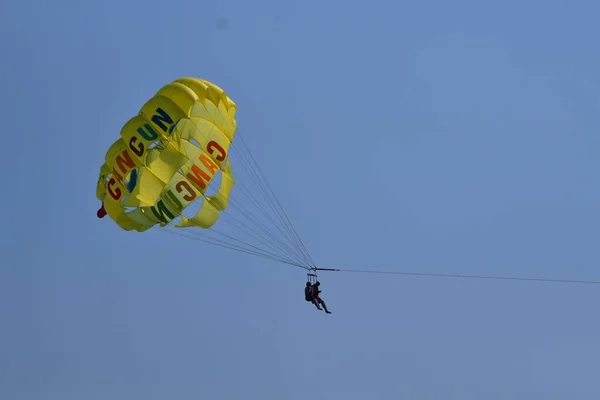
[304,286,313,301]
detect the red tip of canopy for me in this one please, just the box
[97,204,107,218]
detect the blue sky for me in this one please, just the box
[2,0,600,398]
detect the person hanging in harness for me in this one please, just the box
[305,281,331,314]
[305,282,314,303]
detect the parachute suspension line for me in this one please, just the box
[224,195,310,266]
[237,132,315,267]
[230,179,311,266]
[231,131,316,268]
[205,167,311,269]
[157,159,312,269]
[162,198,310,270]
[163,229,308,269]
[154,120,315,270]
[229,144,309,265]
[203,217,307,268]
[196,185,310,268]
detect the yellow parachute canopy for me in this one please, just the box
[96,77,238,232]
[96,78,316,271]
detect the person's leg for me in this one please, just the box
[319,299,331,314]
[311,298,322,310]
